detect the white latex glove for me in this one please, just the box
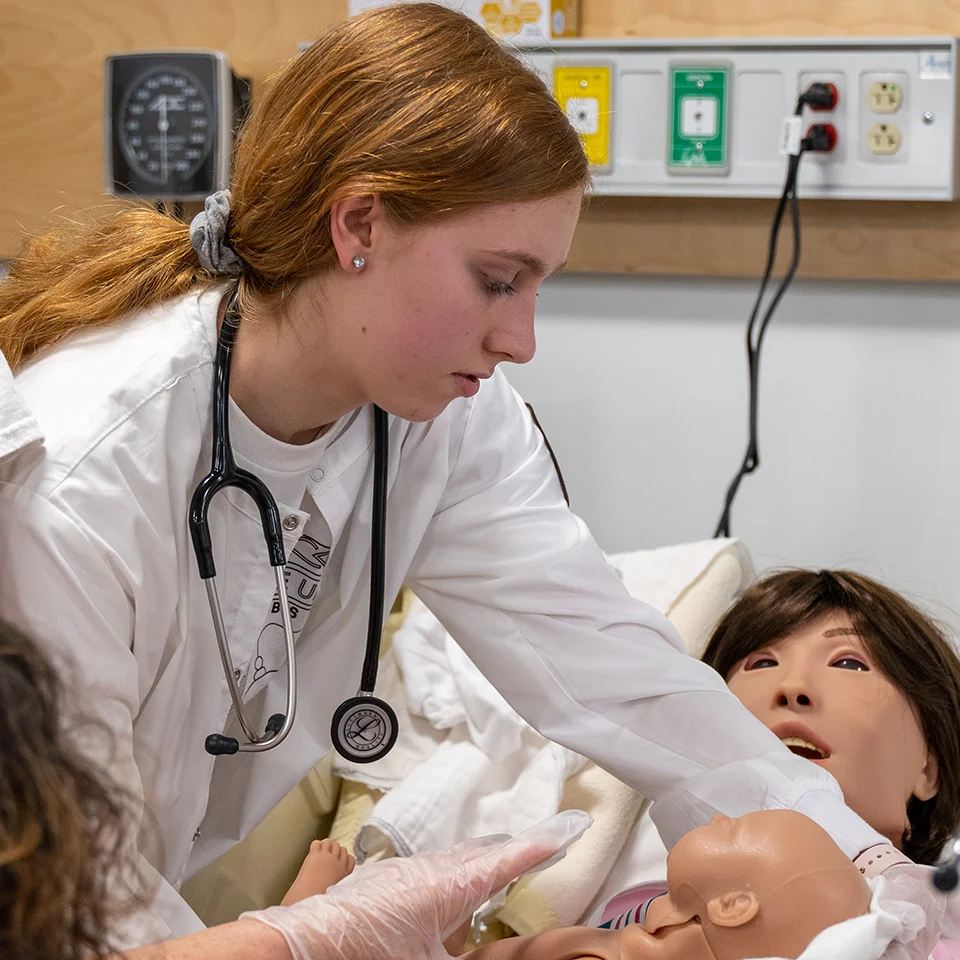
[873,862,947,960]
[241,809,591,960]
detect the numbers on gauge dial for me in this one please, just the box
[120,67,213,185]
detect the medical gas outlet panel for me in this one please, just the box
[521,37,960,200]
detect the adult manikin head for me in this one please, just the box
[702,569,960,864]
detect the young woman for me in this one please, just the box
[0,3,888,947]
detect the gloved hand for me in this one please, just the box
[241,809,591,960]
[850,843,953,960]
[871,861,947,960]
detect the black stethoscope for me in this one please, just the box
[189,285,399,764]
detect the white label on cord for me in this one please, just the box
[779,116,802,156]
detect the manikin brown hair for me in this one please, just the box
[702,569,960,865]
[0,622,143,959]
[0,3,588,370]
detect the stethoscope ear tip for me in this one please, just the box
[205,733,241,756]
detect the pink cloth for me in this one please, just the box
[598,881,669,929]
[933,940,960,959]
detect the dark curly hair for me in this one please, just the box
[0,621,144,959]
[702,569,960,866]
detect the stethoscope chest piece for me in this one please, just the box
[331,696,399,763]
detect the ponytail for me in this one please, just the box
[0,208,212,370]
[0,4,588,371]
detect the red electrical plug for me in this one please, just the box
[803,123,838,152]
[803,81,839,111]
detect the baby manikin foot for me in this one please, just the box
[281,838,357,905]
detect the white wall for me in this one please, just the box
[507,273,960,631]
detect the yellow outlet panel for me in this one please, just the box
[868,80,903,113]
[554,65,612,170]
[867,121,902,155]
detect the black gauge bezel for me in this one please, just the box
[105,51,231,201]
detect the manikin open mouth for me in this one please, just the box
[780,736,829,760]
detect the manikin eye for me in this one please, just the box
[831,657,869,671]
[744,655,778,670]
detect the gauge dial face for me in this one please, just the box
[119,66,214,186]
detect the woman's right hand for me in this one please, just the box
[241,810,591,960]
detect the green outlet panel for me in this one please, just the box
[667,63,731,175]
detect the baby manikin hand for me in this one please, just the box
[241,810,592,960]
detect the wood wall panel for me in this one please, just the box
[0,0,347,256]
[570,197,960,280]
[580,1,960,40]
[4,0,960,279]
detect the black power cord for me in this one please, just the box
[713,84,837,538]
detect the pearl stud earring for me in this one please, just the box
[352,255,366,269]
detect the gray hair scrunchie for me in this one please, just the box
[190,189,243,277]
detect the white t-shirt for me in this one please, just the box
[227,399,335,702]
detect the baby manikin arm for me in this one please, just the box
[462,926,625,960]
[464,922,712,960]
[242,811,590,960]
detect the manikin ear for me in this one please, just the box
[705,892,760,928]
[328,193,385,271]
[912,750,939,802]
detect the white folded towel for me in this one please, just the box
[353,597,583,862]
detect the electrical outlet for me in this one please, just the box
[867,122,902,155]
[859,72,909,164]
[868,80,903,113]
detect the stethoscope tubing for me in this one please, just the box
[360,405,389,694]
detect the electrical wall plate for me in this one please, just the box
[519,37,960,200]
[554,62,614,171]
[666,61,732,175]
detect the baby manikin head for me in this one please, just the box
[652,809,872,960]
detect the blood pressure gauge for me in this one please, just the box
[105,51,251,201]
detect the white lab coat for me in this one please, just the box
[0,287,881,946]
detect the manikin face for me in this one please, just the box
[659,810,871,960]
[315,189,582,423]
[725,612,938,848]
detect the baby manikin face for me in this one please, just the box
[725,612,938,848]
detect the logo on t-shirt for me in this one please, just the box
[240,534,329,699]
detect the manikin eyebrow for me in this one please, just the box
[482,249,568,278]
[823,628,859,638]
